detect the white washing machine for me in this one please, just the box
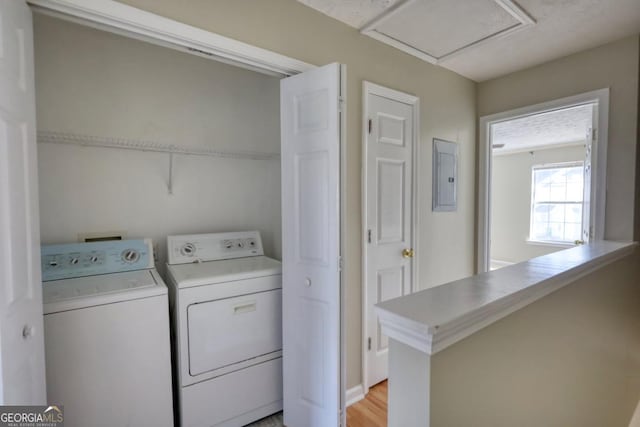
[41,239,174,427]
[165,231,282,427]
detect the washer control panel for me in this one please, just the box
[167,231,263,265]
[41,239,154,281]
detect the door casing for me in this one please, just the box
[361,81,420,394]
[28,0,313,77]
[477,89,609,273]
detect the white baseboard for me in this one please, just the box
[346,384,365,407]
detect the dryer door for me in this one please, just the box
[187,288,282,376]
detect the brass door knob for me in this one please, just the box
[402,248,414,258]
[574,240,585,245]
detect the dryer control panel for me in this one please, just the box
[41,239,154,281]
[167,231,264,265]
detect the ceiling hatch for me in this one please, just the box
[361,0,535,64]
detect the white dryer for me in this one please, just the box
[41,239,174,427]
[165,231,282,427]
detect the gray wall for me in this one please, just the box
[430,251,640,426]
[478,35,640,242]
[113,0,478,388]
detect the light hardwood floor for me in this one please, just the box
[346,381,388,427]
[248,381,388,427]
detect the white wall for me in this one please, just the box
[34,14,282,267]
[491,145,586,264]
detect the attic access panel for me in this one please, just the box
[362,0,535,64]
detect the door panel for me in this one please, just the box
[0,0,46,404]
[187,289,282,376]
[295,151,329,265]
[281,63,343,427]
[377,159,406,243]
[376,266,404,351]
[365,91,415,389]
[298,298,326,407]
[378,113,405,146]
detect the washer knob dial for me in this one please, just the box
[121,249,140,263]
[180,243,196,257]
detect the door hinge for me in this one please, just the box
[338,96,345,112]
[368,118,372,135]
[338,256,344,271]
[368,337,372,351]
[592,128,597,141]
[367,229,372,244]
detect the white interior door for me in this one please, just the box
[0,0,46,404]
[364,89,415,389]
[281,63,344,427]
[582,125,594,244]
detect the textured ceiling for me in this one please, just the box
[296,0,640,81]
[296,0,402,28]
[491,104,593,153]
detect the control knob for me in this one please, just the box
[121,249,140,263]
[180,243,196,257]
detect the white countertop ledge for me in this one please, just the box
[375,241,637,355]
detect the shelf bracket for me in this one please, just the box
[168,151,174,195]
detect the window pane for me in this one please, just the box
[548,222,565,241]
[534,181,550,202]
[564,223,582,241]
[535,169,553,183]
[549,183,566,200]
[565,204,582,223]
[566,182,583,201]
[533,204,550,223]
[531,163,585,243]
[531,222,551,241]
[548,204,565,223]
[566,166,584,183]
[549,169,568,185]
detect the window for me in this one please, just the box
[530,163,584,243]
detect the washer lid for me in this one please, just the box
[167,256,282,289]
[43,269,166,314]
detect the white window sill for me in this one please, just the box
[526,239,575,248]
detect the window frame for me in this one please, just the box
[529,161,585,245]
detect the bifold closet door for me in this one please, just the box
[280,62,344,427]
[0,0,47,404]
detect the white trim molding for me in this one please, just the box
[377,241,637,355]
[478,88,609,273]
[361,81,420,393]
[345,384,365,407]
[28,0,315,77]
[360,0,535,65]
